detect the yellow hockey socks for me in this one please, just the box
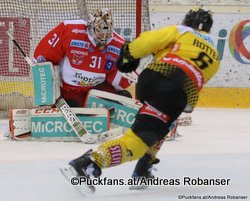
[92,128,148,168]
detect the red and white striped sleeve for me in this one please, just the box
[106,69,131,91]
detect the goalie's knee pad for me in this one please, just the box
[92,128,148,168]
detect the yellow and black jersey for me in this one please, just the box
[129,25,220,109]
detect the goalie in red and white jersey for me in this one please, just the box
[34,8,132,107]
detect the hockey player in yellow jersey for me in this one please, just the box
[62,7,220,193]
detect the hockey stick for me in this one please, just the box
[55,98,122,144]
[6,31,34,66]
[6,31,122,143]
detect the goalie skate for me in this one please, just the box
[60,165,95,196]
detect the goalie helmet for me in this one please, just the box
[182,6,213,33]
[88,8,114,46]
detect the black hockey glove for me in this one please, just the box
[116,43,140,73]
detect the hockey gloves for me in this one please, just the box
[116,42,140,73]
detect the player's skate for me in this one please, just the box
[129,153,159,190]
[60,149,101,195]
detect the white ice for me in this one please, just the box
[0,108,250,201]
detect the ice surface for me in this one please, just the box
[0,108,250,201]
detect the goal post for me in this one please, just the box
[0,0,150,113]
[83,0,150,40]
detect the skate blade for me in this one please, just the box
[60,165,95,196]
[129,185,149,190]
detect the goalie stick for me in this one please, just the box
[6,31,34,66]
[6,31,121,144]
[55,98,122,144]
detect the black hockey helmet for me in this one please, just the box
[182,6,213,32]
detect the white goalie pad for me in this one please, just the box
[9,109,31,139]
[9,107,119,143]
[32,62,60,106]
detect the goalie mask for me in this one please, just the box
[88,8,114,46]
[182,6,213,33]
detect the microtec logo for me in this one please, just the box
[39,67,47,103]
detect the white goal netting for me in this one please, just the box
[0,0,150,115]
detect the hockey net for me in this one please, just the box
[0,0,150,116]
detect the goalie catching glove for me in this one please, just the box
[116,42,140,73]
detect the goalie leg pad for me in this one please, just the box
[85,89,141,128]
[92,128,148,168]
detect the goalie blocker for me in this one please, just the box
[32,62,60,106]
[6,31,60,106]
